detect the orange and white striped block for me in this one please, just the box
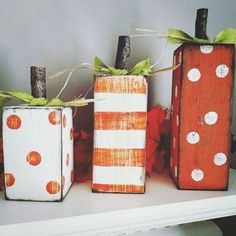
[170,43,235,190]
[92,76,148,193]
[2,106,74,201]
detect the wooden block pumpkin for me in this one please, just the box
[170,43,235,190]
[92,75,147,193]
[2,106,74,201]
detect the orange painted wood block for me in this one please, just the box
[170,43,235,190]
[93,76,148,193]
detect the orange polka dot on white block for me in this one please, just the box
[7,114,21,129]
[187,131,200,144]
[175,85,178,98]
[204,111,218,125]
[214,153,227,166]
[200,45,214,54]
[191,169,204,182]
[48,111,61,125]
[216,64,229,78]
[187,68,201,82]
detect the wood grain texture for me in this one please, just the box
[93,75,147,193]
[94,76,147,94]
[30,66,46,98]
[94,112,146,130]
[171,43,235,190]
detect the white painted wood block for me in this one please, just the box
[2,106,74,201]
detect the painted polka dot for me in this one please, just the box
[4,173,15,187]
[6,115,21,129]
[70,128,74,140]
[26,151,41,166]
[214,153,227,166]
[176,114,179,126]
[48,111,61,125]
[70,169,74,183]
[178,51,182,64]
[63,115,66,128]
[216,64,229,78]
[66,153,70,166]
[191,169,204,182]
[187,68,201,82]
[173,136,176,149]
[204,111,218,125]
[175,85,178,98]
[46,181,60,194]
[174,166,178,178]
[187,131,200,144]
[200,45,214,54]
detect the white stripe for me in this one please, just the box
[94,93,147,112]
[94,130,146,149]
[93,166,145,186]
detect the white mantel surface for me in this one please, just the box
[0,169,236,236]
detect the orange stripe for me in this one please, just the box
[93,148,145,166]
[95,76,147,94]
[94,112,147,130]
[92,183,144,193]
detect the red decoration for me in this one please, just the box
[73,130,93,183]
[146,105,170,176]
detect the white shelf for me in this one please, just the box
[1,169,236,236]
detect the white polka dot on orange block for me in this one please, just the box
[200,45,214,54]
[191,169,204,182]
[216,64,229,78]
[6,114,21,129]
[187,68,201,82]
[186,131,200,144]
[175,85,178,98]
[176,114,179,126]
[178,51,182,64]
[204,111,218,125]
[214,153,227,166]
[174,166,178,178]
[173,136,176,149]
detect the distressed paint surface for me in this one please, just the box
[93,76,147,193]
[2,106,73,201]
[170,43,235,190]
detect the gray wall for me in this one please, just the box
[0,0,236,132]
